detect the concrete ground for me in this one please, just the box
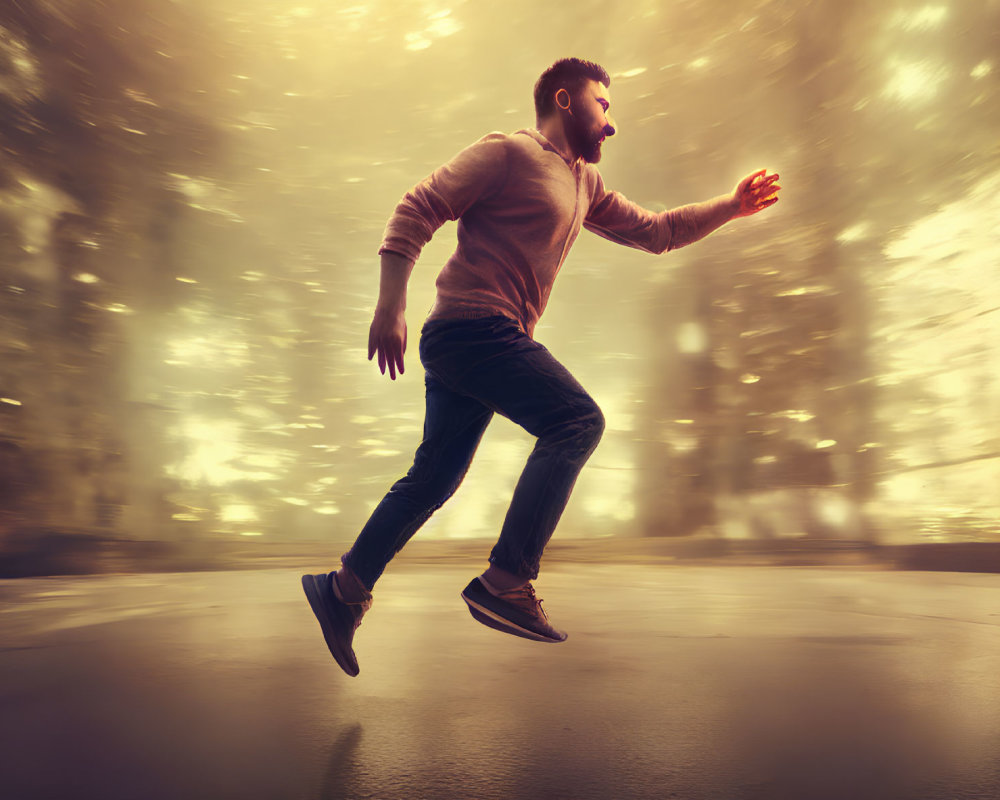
[2,561,999,800]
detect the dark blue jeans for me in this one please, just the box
[342,315,605,590]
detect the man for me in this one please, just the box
[303,58,780,676]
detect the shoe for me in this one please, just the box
[461,577,567,643]
[302,572,372,677]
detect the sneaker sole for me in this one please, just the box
[461,592,566,643]
[301,574,360,677]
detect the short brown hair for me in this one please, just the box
[533,58,610,120]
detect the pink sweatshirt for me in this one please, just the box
[379,128,733,337]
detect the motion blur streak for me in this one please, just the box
[0,0,998,560]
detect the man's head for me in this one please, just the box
[533,58,616,163]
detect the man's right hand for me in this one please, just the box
[368,306,407,380]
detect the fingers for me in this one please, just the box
[394,337,406,380]
[738,169,764,193]
[748,193,780,211]
[398,328,407,377]
[754,181,781,200]
[386,328,405,380]
[748,172,778,192]
[733,169,782,217]
[368,313,407,380]
[748,172,781,212]
[370,337,405,380]
[382,340,397,380]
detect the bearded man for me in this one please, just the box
[303,58,781,676]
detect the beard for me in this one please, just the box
[563,110,604,164]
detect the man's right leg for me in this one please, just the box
[304,369,492,675]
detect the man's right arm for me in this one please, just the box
[368,133,508,381]
[367,250,414,381]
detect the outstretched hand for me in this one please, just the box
[368,306,407,380]
[732,169,781,218]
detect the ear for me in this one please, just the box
[555,88,571,111]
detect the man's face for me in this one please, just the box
[562,79,616,163]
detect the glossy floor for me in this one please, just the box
[2,563,999,799]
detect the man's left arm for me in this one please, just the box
[584,168,781,254]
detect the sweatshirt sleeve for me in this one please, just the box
[379,133,509,262]
[583,168,735,255]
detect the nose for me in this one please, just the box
[604,116,616,137]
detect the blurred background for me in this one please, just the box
[1,0,998,573]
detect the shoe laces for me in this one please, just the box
[499,582,548,620]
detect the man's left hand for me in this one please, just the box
[732,169,781,218]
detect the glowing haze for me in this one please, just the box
[0,0,997,546]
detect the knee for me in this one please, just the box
[579,403,605,452]
[547,399,604,455]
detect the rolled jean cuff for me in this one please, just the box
[487,551,539,581]
[340,551,377,593]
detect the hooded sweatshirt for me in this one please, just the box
[379,128,733,338]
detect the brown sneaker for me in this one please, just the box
[301,572,372,676]
[461,577,567,643]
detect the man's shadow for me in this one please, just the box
[319,723,364,800]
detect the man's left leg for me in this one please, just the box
[436,325,604,641]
